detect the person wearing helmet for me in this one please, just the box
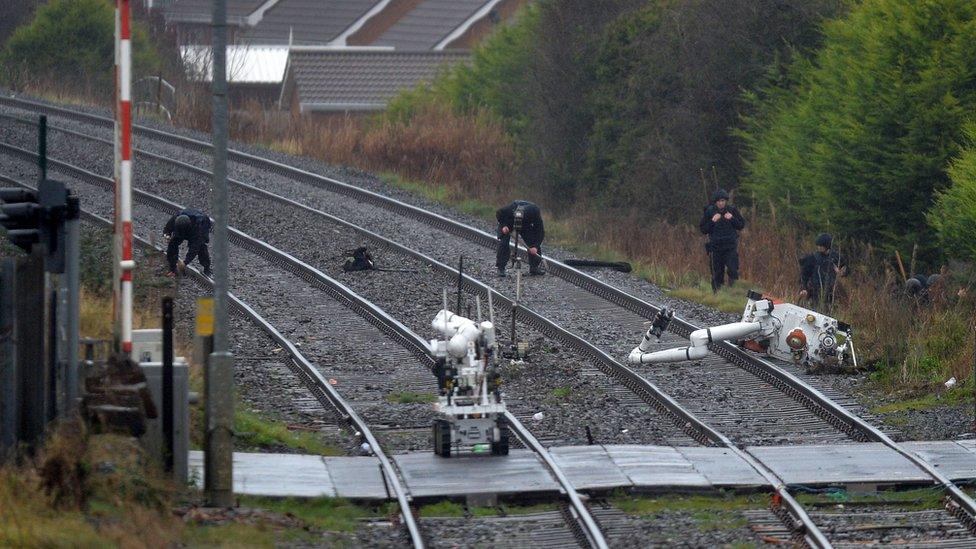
[699,189,746,292]
[496,200,545,277]
[163,208,213,277]
[905,272,942,303]
[799,233,847,309]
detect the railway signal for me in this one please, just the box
[0,180,76,274]
[0,189,41,252]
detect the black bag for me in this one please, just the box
[343,247,375,272]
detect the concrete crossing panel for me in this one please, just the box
[903,440,976,481]
[746,443,929,485]
[605,445,711,488]
[676,447,767,487]
[550,446,632,490]
[189,451,341,497]
[394,449,560,498]
[189,440,976,499]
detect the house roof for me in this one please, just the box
[245,0,380,45]
[373,0,490,50]
[163,0,266,25]
[282,49,469,111]
[181,46,289,84]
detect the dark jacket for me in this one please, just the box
[497,200,544,247]
[800,250,847,296]
[699,204,745,251]
[164,208,212,242]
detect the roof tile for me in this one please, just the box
[287,50,469,110]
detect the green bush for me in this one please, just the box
[740,0,976,265]
[386,2,540,134]
[928,124,976,262]
[1,0,160,90]
[583,0,845,219]
[389,1,843,218]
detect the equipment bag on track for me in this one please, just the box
[342,247,375,272]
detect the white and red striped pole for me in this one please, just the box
[114,0,134,354]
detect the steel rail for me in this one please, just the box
[0,155,608,549]
[0,119,832,545]
[4,97,973,532]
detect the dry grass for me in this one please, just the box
[1,425,183,548]
[80,287,159,340]
[233,104,520,207]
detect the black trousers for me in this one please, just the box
[709,247,739,291]
[804,285,836,311]
[496,226,542,270]
[167,236,211,273]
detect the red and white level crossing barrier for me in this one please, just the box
[115,0,134,354]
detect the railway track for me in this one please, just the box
[1,103,829,547]
[2,95,975,544]
[0,99,883,446]
[0,164,605,548]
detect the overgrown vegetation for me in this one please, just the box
[929,124,976,262]
[1,0,161,94]
[234,408,344,455]
[612,491,760,533]
[794,487,947,510]
[0,428,390,547]
[0,427,183,547]
[740,0,976,265]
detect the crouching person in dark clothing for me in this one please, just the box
[496,200,545,277]
[699,189,745,291]
[164,208,213,277]
[799,233,847,310]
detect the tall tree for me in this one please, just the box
[584,0,845,220]
[740,0,976,264]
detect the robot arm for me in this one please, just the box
[629,321,762,364]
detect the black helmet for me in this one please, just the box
[905,277,924,296]
[926,273,941,287]
[174,214,192,234]
[712,188,730,203]
[815,233,832,248]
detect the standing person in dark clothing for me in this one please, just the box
[699,189,746,291]
[496,200,545,277]
[163,208,213,277]
[799,233,847,309]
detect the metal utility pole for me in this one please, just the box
[206,0,234,508]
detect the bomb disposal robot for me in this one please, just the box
[429,301,508,457]
[629,290,856,372]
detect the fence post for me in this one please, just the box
[162,296,174,473]
[17,249,47,451]
[47,279,57,423]
[64,196,80,413]
[0,259,16,456]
